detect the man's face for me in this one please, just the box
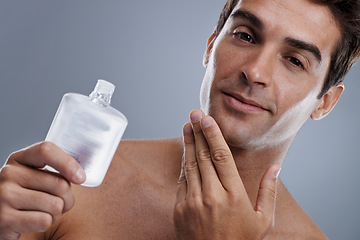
[200,0,341,149]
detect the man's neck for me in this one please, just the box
[229,140,292,206]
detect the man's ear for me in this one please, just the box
[310,83,345,120]
[203,29,217,68]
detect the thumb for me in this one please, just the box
[254,164,281,220]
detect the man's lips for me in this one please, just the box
[222,91,271,113]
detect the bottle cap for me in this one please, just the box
[89,79,115,107]
[95,79,115,96]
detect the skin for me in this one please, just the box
[174,112,282,239]
[199,0,344,207]
[0,0,346,239]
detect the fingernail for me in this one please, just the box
[190,110,202,122]
[183,123,193,134]
[75,168,86,183]
[201,116,214,128]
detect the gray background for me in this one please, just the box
[0,1,359,239]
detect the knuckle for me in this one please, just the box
[185,159,198,171]
[197,148,212,161]
[36,214,53,232]
[0,165,15,181]
[174,198,201,217]
[186,196,203,213]
[49,197,64,216]
[173,203,184,217]
[174,200,186,212]
[203,194,221,209]
[174,202,189,221]
[38,142,56,158]
[212,148,231,163]
[227,190,242,203]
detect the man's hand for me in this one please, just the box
[0,142,86,240]
[173,110,281,240]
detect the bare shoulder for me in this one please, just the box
[267,181,328,240]
[114,138,183,170]
[40,138,183,239]
[109,138,183,186]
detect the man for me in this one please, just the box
[0,0,359,239]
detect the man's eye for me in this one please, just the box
[287,56,304,69]
[235,32,255,43]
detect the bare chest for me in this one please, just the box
[57,171,178,239]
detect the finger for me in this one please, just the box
[3,183,65,224]
[4,208,53,234]
[200,115,243,191]
[189,110,220,191]
[254,165,281,221]
[9,142,85,184]
[175,156,186,206]
[183,122,202,199]
[1,163,74,213]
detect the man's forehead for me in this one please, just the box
[230,0,341,55]
[233,0,339,28]
[236,0,310,9]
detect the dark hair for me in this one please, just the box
[215,0,360,98]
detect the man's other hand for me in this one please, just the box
[0,142,86,240]
[174,109,281,240]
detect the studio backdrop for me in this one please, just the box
[0,1,359,239]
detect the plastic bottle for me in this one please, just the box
[45,80,128,187]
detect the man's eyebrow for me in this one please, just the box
[230,9,263,30]
[285,38,322,63]
[231,9,322,64]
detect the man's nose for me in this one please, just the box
[241,47,274,87]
